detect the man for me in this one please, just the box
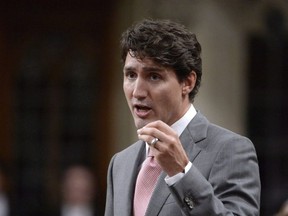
[105,19,260,216]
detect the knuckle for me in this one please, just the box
[153,120,162,127]
[167,137,178,146]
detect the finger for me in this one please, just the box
[150,137,159,146]
[137,132,162,151]
[138,134,168,155]
[149,145,159,155]
[137,133,154,144]
[138,124,177,145]
[138,128,164,147]
[143,120,175,135]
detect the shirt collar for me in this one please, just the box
[171,104,197,136]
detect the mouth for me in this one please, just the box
[133,104,152,118]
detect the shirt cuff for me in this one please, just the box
[165,162,193,186]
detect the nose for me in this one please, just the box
[132,78,147,99]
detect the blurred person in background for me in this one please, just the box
[0,164,9,216]
[275,200,288,216]
[105,19,261,215]
[59,165,98,216]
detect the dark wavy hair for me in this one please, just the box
[120,19,202,102]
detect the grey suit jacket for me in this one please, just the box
[105,112,261,216]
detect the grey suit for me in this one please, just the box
[105,112,261,215]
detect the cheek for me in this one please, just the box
[156,92,176,111]
[157,89,182,110]
[123,83,132,98]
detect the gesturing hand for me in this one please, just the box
[137,120,189,177]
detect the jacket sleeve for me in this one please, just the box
[169,137,261,216]
[104,155,116,216]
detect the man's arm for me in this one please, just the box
[169,137,261,216]
[104,155,116,216]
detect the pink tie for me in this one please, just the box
[133,149,162,216]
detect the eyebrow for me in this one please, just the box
[143,66,164,72]
[123,65,164,73]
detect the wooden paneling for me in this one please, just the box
[0,1,117,214]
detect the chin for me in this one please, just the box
[135,122,146,129]
[134,119,150,129]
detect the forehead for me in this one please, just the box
[123,53,165,71]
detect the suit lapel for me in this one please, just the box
[181,111,210,162]
[144,112,209,215]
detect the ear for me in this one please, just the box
[182,71,196,96]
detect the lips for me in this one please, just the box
[133,104,152,118]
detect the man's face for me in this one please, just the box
[123,53,191,129]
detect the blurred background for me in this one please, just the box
[0,0,287,215]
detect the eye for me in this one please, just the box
[125,71,137,80]
[150,73,161,81]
